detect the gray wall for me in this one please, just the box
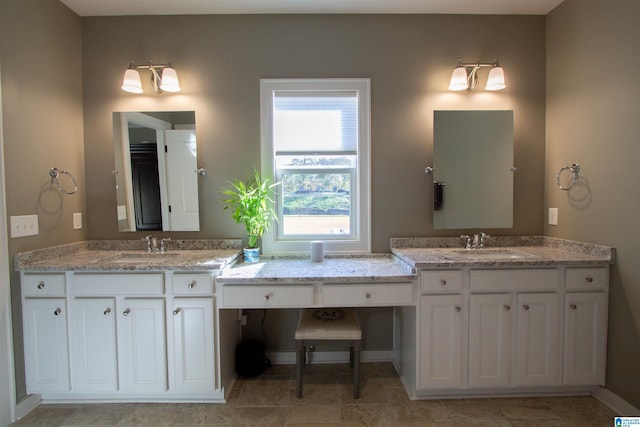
[546,0,640,408]
[81,14,546,247]
[0,0,85,403]
[80,13,546,356]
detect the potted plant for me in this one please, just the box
[222,170,279,262]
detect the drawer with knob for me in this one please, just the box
[172,273,214,295]
[22,274,66,297]
[565,267,608,291]
[421,270,463,293]
[222,285,313,308]
[323,283,414,306]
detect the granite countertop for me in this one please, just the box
[390,236,615,268]
[15,240,242,272]
[216,254,416,284]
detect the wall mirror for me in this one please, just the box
[433,110,514,229]
[113,111,201,232]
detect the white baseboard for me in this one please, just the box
[15,394,40,420]
[266,350,394,365]
[591,386,640,416]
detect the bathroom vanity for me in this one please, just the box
[15,236,614,403]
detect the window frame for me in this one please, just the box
[260,78,371,255]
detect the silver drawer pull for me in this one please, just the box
[440,279,447,286]
[123,309,130,316]
[523,304,530,311]
[504,305,511,311]
[570,304,577,310]
[366,292,372,299]
[37,281,45,289]
[54,308,62,316]
[585,276,594,283]
[187,280,197,289]
[173,308,180,315]
[104,308,111,316]
[455,305,461,312]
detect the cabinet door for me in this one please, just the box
[118,298,167,393]
[71,298,117,391]
[419,295,464,389]
[563,292,607,385]
[469,293,513,388]
[516,293,560,386]
[23,299,70,393]
[171,298,216,392]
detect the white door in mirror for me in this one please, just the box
[165,129,200,231]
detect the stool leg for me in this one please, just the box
[349,346,354,367]
[296,341,304,398]
[353,341,361,399]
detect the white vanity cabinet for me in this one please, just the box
[21,269,229,402]
[563,267,608,386]
[418,270,465,389]
[469,269,561,388]
[21,274,70,394]
[70,274,167,393]
[169,273,216,393]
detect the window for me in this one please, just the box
[260,79,371,254]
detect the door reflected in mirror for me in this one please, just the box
[433,110,514,229]
[113,111,200,232]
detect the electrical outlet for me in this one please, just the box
[117,205,127,221]
[10,215,39,238]
[548,208,558,226]
[73,213,82,230]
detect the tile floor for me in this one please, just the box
[10,362,617,426]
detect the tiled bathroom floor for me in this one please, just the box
[10,363,617,426]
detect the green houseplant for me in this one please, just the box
[222,170,279,262]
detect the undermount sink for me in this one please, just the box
[448,248,537,260]
[98,252,179,263]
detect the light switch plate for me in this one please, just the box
[73,212,82,230]
[548,208,558,226]
[10,215,39,238]
[117,205,127,221]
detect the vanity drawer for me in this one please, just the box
[565,268,608,291]
[323,283,414,306]
[22,274,66,297]
[71,274,164,295]
[470,269,559,292]
[421,270,464,293]
[172,273,213,295]
[222,285,313,308]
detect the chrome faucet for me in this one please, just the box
[460,233,490,249]
[142,235,159,253]
[160,238,171,253]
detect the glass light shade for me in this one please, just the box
[121,68,143,93]
[160,67,181,92]
[448,67,469,91]
[485,66,506,91]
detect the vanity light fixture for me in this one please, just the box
[448,59,506,91]
[121,61,181,94]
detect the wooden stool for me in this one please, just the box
[295,308,361,399]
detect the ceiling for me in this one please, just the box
[59,0,564,16]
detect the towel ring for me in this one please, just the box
[50,168,78,195]
[557,163,580,191]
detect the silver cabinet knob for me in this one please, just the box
[187,280,196,289]
[440,279,447,286]
[53,308,62,316]
[104,308,111,316]
[265,294,271,301]
[173,308,180,315]
[585,276,594,283]
[123,309,130,316]
[37,281,45,289]
[365,292,372,299]
[570,304,577,310]
[523,304,530,311]
[455,306,461,312]
[504,305,511,311]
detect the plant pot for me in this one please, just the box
[243,247,260,263]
